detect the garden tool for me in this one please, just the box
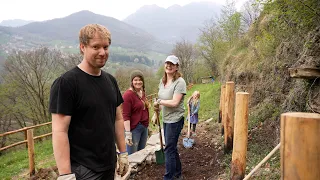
[155,106,165,164]
[183,106,194,148]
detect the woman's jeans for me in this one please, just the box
[126,123,148,155]
[163,117,184,180]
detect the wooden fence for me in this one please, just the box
[219,82,320,180]
[0,122,52,151]
[0,93,157,176]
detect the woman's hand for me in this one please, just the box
[153,101,160,112]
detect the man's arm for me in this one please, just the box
[52,113,72,175]
[115,106,126,153]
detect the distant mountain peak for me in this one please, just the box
[124,1,222,43]
[138,4,164,11]
[167,4,181,10]
[167,4,182,12]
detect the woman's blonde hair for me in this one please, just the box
[188,91,200,105]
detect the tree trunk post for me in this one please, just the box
[281,112,320,180]
[231,92,249,180]
[25,130,28,148]
[224,81,235,153]
[27,129,35,176]
[219,85,226,135]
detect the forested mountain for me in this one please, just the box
[0,10,172,56]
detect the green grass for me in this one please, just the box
[186,83,221,121]
[0,139,55,179]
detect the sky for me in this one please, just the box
[0,0,247,22]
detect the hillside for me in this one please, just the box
[124,2,222,43]
[0,10,172,57]
[0,19,34,27]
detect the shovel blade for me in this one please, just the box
[183,137,194,148]
[155,149,165,164]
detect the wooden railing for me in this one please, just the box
[0,93,158,176]
[0,122,52,151]
[0,93,157,152]
[0,122,52,176]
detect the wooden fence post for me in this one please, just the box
[24,129,28,148]
[224,81,235,153]
[27,129,35,176]
[231,92,249,180]
[219,85,226,135]
[281,112,320,180]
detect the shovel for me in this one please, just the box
[183,108,194,148]
[155,110,165,164]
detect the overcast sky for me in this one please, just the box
[0,0,247,22]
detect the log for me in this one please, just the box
[27,129,35,176]
[0,122,51,137]
[219,85,226,131]
[224,81,235,153]
[281,112,320,180]
[0,140,27,151]
[231,92,249,180]
[288,67,320,79]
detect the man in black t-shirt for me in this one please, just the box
[49,24,129,180]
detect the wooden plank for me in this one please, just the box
[33,132,52,140]
[0,122,52,137]
[0,140,27,151]
[289,67,320,79]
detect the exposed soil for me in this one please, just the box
[27,121,226,180]
[131,122,225,180]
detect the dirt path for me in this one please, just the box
[132,121,226,180]
[26,121,226,180]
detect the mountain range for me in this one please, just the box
[0,19,34,27]
[124,2,221,42]
[0,2,221,64]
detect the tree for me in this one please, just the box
[219,0,242,46]
[57,53,82,71]
[197,20,228,77]
[3,47,62,125]
[172,39,195,84]
[240,0,262,31]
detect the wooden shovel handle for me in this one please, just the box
[155,110,164,149]
[187,103,191,138]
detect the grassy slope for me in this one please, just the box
[0,140,55,180]
[186,83,221,121]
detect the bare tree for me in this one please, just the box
[172,39,195,84]
[3,47,62,125]
[58,53,82,71]
[240,0,262,31]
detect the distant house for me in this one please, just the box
[201,76,214,84]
